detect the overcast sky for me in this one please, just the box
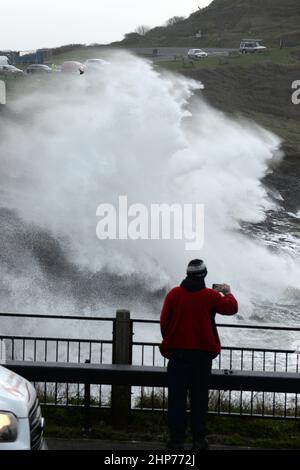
[1,0,211,51]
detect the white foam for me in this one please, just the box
[0,51,299,319]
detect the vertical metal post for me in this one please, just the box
[111,310,132,427]
[82,359,91,437]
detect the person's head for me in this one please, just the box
[186,259,207,278]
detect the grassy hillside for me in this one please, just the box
[157,47,300,155]
[2,42,300,156]
[44,42,300,155]
[115,0,300,48]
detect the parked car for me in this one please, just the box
[59,61,85,74]
[0,56,9,66]
[187,48,208,59]
[240,39,267,54]
[0,65,24,75]
[0,364,45,450]
[85,58,109,68]
[26,64,52,74]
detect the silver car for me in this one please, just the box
[240,40,267,54]
[26,64,52,74]
[187,49,208,59]
[0,65,24,75]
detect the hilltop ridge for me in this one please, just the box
[114,0,300,48]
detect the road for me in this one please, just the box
[126,47,238,61]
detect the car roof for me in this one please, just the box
[27,64,50,68]
[86,58,105,62]
[62,61,84,65]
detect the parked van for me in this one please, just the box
[240,39,267,54]
[0,56,9,66]
[0,341,45,450]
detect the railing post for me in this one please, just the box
[82,359,92,437]
[111,310,132,427]
[0,339,6,364]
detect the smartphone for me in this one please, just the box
[212,284,223,291]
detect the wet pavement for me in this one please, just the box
[46,438,254,451]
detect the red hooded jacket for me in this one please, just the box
[160,287,238,358]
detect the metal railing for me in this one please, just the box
[131,319,300,419]
[1,311,300,420]
[0,312,114,409]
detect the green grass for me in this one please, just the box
[42,406,300,449]
[247,112,300,155]
[157,47,300,155]
[208,416,300,449]
[41,387,300,449]
[157,47,300,72]
[119,0,300,49]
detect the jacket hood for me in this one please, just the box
[180,275,206,292]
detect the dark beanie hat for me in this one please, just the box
[187,259,207,277]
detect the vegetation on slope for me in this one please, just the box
[116,0,300,48]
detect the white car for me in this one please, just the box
[0,65,24,75]
[85,58,109,68]
[59,61,85,75]
[0,56,10,66]
[240,40,267,54]
[0,364,45,450]
[187,49,208,59]
[26,64,52,74]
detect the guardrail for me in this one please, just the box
[1,310,300,424]
[6,360,300,431]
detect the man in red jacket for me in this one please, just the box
[160,259,238,451]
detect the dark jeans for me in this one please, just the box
[167,349,213,444]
